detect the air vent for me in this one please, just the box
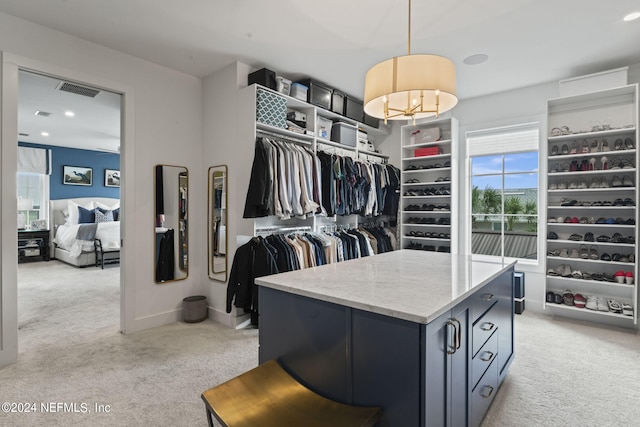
[19,132,29,137]
[34,110,52,117]
[57,81,101,98]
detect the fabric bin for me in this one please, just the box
[331,122,357,147]
[256,88,287,128]
[182,295,208,323]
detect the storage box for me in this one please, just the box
[414,147,441,157]
[345,96,364,122]
[363,112,379,128]
[256,88,286,128]
[418,127,441,143]
[276,76,291,96]
[331,122,357,147]
[248,68,277,90]
[290,83,308,101]
[316,116,333,140]
[514,272,525,299]
[331,90,346,115]
[297,79,332,110]
[515,299,525,315]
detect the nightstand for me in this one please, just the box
[18,229,50,263]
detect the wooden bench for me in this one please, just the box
[94,238,120,269]
[201,359,382,427]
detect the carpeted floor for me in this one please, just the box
[2,260,639,426]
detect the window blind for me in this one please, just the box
[18,146,52,174]
[467,123,539,157]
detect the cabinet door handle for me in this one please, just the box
[480,351,494,362]
[446,320,458,355]
[452,318,462,350]
[481,322,495,332]
[481,293,494,301]
[480,385,495,399]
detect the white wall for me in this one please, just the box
[0,11,205,367]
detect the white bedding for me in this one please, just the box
[54,221,120,258]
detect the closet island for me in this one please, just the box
[256,249,515,427]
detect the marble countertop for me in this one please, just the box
[256,250,515,324]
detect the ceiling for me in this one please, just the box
[4,0,640,151]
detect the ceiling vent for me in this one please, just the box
[34,110,52,117]
[57,81,101,98]
[19,132,29,137]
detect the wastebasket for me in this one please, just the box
[182,295,208,323]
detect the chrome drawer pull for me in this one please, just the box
[481,293,494,301]
[480,385,494,399]
[446,320,457,355]
[480,351,494,362]
[480,322,495,332]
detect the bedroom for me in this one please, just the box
[17,69,122,338]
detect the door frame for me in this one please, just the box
[0,51,136,366]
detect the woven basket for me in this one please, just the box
[182,295,208,323]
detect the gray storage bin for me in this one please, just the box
[331,122,357,147]
[182,295,208,323]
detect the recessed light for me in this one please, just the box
[624,12,640,21]
[65,111,75,117]
[41,131,49,137]
[463,54,489,65]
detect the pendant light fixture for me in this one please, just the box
[363,0,458,125]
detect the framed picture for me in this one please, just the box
[63,165,93,186]
[105,169,121,187]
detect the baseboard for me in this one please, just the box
[209,307,251,329]
[126,309,182,334]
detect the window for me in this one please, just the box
[17,173,49,228]
[468,124,539,261]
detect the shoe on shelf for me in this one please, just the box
[550,145,559,155]
[622,176,634,187]
[607,299,623,314]
[554,293,564,304]
[579,245,589,259]
[614,138,624,150]
[548,231,559,240]
[589,245,599,260]
[546,291,555,303]
[614,270,626,283]
[569,248,580,258]
[602,139,610,152]
[624,137,635,150]
[574,294,586,308]
[584,232,595,242]
[596,296,609,312]
[561,144,569,154]
[625,271,634,285]
[622,303,634,316]
[586,295,598,310]
[600,252,612,261]
[559,248,569,257]
[568,233,583,241]
[562,290,575,305]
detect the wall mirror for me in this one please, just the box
[208,165,228,282]
[154,164,188,283]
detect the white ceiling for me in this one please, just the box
[4,0,640,151]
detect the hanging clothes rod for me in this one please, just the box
[256,128,313,146]
[255,225,313,236]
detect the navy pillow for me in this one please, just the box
[113,207,120,221]
[78,206,95,224]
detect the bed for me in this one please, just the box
[49,197,121,267]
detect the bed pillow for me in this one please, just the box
[94,208,114,223]
[113,207,120,221]
[78,206,95,224]
[67,200,94,225]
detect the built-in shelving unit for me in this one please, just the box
[400,117,458,254]
[238,83,394,234]
[545,84,639,325]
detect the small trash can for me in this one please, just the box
[182,295,208,323]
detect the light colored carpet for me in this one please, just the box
[2,260,639,426]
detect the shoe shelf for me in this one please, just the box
[400,117,458,254]
[545,83,639,325]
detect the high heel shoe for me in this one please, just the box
[601,139,610,152]
[589,157,596,171]
[601,156,608,170]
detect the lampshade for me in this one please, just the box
[364,54,458,123]
[17,198,33,210]
[363,0,458,123]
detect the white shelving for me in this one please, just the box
[239,83,394,234]
[400,117,458,254]
[545,84,639,325]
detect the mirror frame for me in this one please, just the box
[154,164,189,284]
[208,165,228,282]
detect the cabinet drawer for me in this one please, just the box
[472,329,497,389]
[470,281,499,322]
[470,357,498,427]
[472,306,498,357]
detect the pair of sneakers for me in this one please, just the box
[613,271,634,285]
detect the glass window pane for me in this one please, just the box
[505,173,538,191]
[505,152,538,173]
[504,216,537,260]
[472,177,502,215]
[472,229,501,256]
[471,155,502,175]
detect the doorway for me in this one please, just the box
[17,69,122,348]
